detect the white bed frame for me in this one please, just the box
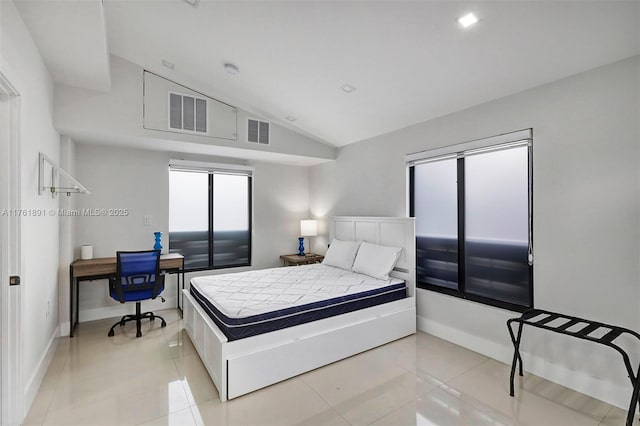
[182,216,416,401]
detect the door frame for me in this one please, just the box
[0,71,23,425]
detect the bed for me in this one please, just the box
[182,216,416,401]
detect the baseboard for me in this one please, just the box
[78,297,177,323]
[417,315,512,362]
[24,325,59,417]
[417,315,631,410]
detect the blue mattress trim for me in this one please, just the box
[190,281,406,341]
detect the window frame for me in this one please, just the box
[407,129,533,313]
[169,160,253,272]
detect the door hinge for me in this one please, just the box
[9,275,20,286]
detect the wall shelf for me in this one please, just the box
[38,152,90,197]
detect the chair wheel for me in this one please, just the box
[150,316,155,321]
[136,331,142,338]
[161,320,167,327]
[119,321,125,327]
[108,330,114,337]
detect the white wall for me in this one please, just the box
[310,56,640,409]
[73,144,310,322]
[73,144,173,322]
[0,0,62,418]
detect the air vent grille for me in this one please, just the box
[168,92,208,134]
[247,118,270,145]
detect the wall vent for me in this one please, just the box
[169,92,208,134]
[247,118,270,145]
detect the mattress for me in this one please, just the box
[189,263,406,341]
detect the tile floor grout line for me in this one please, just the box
[364,398,416,426]
[433,380,520,426]
[298,375,353,425]
[347,371,426,426]
[597,404,615,425]
[170,335,220,410]
[173,354,200,410]
[165,331,209,415]
[304,367,435,426]
[147,322,196,420]
[36,338,73,426]
[133,406,198,426]
[435,359,611,426]
[426,358,524,425]
[430,355,493,390]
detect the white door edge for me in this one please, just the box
[0,71,23,426]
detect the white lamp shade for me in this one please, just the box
[300,219,318,237]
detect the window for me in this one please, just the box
[169,161,252,271]
[408,129,533,311]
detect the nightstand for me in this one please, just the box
[280,253,324,266]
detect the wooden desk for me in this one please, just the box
[69,254,184,337]
[279,253,324,266]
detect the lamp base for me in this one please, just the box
[298,237,305,256]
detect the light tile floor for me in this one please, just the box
[24,309,635,426]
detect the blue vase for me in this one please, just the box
[298,237,305,256]
[154,232,163,251]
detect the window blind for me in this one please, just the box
[406,129,532,166]
[169,159,254,176]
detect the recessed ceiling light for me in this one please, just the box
[182,0,199,7]
[458,12,478,28]
[285,116,296,122]
[161,59,175,70]
[224,63,240,76]
[340,84,356,93]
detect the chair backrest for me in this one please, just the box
[111,250,163,302]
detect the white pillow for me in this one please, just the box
[322,239,361,270]
[352,241,403,280]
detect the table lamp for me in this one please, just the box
[299,219,318,256]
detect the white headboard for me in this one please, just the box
[329,216,416,298]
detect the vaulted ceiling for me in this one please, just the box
[15,0,640,147]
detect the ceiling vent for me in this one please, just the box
[247,118,270,145]
[169,92,208,134]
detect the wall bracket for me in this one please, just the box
[38,152,90,197]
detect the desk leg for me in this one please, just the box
[178,268,185,318]
[69,265,78,338]
[176,272,181,317]
[182,269,185,317]
[76,277,80,334]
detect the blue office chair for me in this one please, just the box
[108,250,166,338]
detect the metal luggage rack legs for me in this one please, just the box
[507,308,640,425]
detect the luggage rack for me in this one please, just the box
[507,308,640,426]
